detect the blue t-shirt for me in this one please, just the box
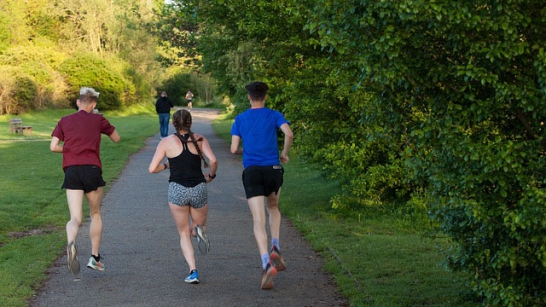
[231,108,289,168]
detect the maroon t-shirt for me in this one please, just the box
[52,110,116,171]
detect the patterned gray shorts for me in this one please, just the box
[168,182,208,208]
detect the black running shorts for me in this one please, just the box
[242,165,284,199]
[62,165,106,193]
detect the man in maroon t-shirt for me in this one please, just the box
[50,87,120,275]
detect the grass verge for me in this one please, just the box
[0,104,157,307]
[211,113,478,307]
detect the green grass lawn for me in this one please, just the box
[0,108,478,307]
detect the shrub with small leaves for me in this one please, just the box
[306,1,546,305]
[59,53,131,110]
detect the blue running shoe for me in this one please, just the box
[185,270,200,284]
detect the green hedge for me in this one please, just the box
[0,45,70,113]
[59,53,132,110]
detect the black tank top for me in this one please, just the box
[168,133,206,187]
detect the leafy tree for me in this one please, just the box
[172,0,546,305]
[306,1,546,305]
[0,0,163,113]
[107,0,162,98]
[0,10,11,52]
[157,69,193,105]
[176,0,327,111]
[0,0,34,45]
[157,68,216,106]
[150,1,200,67]
[176,0,413,208]
[47,0,113,54]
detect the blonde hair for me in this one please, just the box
[79,87,100,104]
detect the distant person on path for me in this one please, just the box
[155,91,174,138]
[50,87,121,275]
[230,81,293,289]
[148,109,218,284]
[185,90,194,110]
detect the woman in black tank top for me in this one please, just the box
[148,109,218,284]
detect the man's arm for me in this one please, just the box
[230,135,243,155]
[109,130,121,143]
[50,136,63,153]
[279,123,293,163]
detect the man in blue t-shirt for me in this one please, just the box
[230,81,293,290]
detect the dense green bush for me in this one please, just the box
[59,53,131,110]
[158,69,217,107]
[12,75,38,112]
[284,58,414,211]
[0,44,70,111]
[158,70,192,105]
[0,12,10,53]
[305,1,546,306]
[0,66,39,114]
[124,66,153,104]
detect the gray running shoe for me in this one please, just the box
[87,256,105,271]
[67,242,80,275]
[195,225,210,255]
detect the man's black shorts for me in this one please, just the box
[242,165,284,199]
[62,165,106,193]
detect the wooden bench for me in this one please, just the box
[9,118,33,136]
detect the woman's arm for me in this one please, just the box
[148,140,168,173]
[201,137,218,182]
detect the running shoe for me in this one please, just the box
[87,256,105,271]
[261,262,277,290]
[195,225,210,255]
[185,270,200,284]
[67,242,80,275]
[269,245,286,271]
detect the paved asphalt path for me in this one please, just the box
[31,108,347,307]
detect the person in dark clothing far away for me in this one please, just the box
[156,91,174,138]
